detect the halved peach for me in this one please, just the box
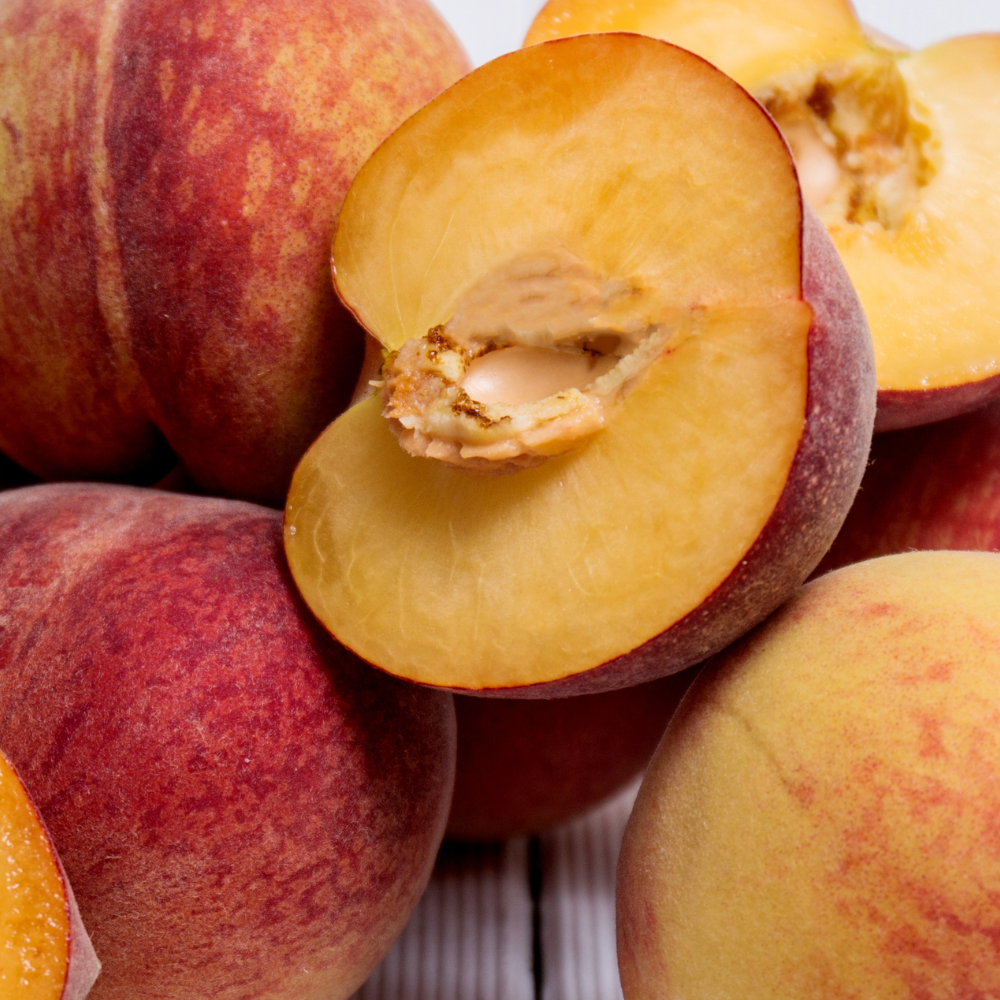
[0,749,99,1000]
[284,33,875,695]
[527,2,1000,430]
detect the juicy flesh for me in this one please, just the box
[287,299,811,689]
[294,35,813,689]
[0,755,69,1000]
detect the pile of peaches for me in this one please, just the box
[2,0,1000,997]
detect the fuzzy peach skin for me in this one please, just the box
[0,0,469,504]
[0,483,457,1000]
[0,748,101,1000]
[619,550,1000,1000]
[818,397,1000,574]
[447,672,694,841]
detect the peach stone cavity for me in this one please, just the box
[758,51,936,233]
[379,249,681,473]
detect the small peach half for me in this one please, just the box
[284,32,875,696]
[0,749,99,1000]
[528,1,1000,430]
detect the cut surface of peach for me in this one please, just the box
[0,750,98,1000]
[528,3,1000,429]
[285,33,874,694]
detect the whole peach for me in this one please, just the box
[818,398,1000,573]
[0,0,469,504]
[0,483,456,1000]
[619,551,1000,999]
[447,673,693,841]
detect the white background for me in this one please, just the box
[430,0,1000,68]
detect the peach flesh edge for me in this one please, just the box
[286,206,874,696]
[617,551,1000,999]
[526,8,1000,429]
[0,751,100,1000]
[330,36,815,351]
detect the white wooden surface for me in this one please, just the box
[353,783,639,1000]
[539,790,635,1000]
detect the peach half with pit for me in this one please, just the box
[284,32,876,696]
[527,1,1000,431]
[0,749,100,1000]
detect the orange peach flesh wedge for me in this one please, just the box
[0,751,99,1000]
[285,33,874,695]
[527,2,1000,430]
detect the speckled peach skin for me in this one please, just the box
[0,0,469,505]
[619,551,1000,1000]
[818,397,1000,574]
[0,483,457,1000]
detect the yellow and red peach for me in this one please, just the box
[0,0,469,504]
[619,551,1000,999]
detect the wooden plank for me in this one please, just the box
[354,838,535,1000]
[539,784,638,1000]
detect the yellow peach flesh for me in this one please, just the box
[287,300,809,690]
[0,753,69,1000]
[840,37,1000,392]
[284,35,823,691]
[527,1,1000,402]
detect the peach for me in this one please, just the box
[0,748,100,1000]
[527,1,1000,430]
[818,397,1000,573]
[0,483,456,1000]
[0,0,469,504]
[447,673,693,841]
[284,33,875,695]
[619,551,1000,999]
